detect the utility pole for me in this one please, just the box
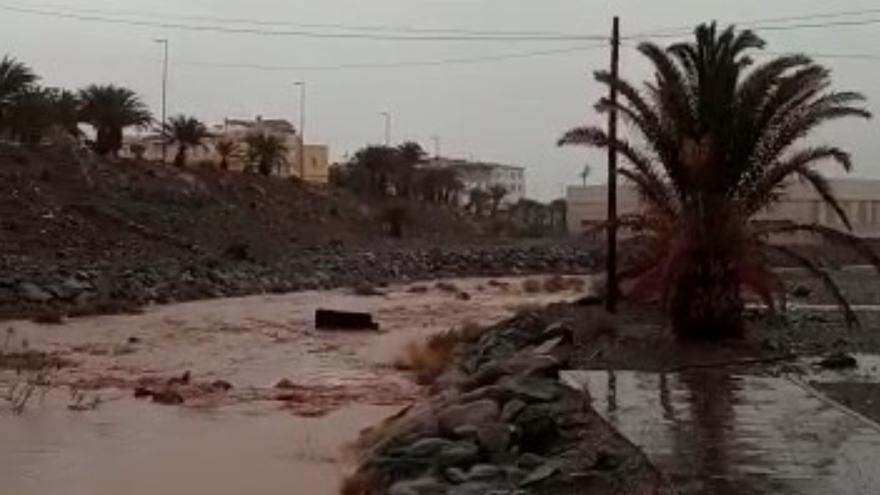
[606,16,621,313]
[294,81,306,178]
[154,38,169,163]
[381,111,391,146]
[431,134,440,158]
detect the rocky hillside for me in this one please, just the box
[0,145,598,320]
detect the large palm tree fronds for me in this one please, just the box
[559,22,875,339]
[162,115,210,167]
[0,55,37,104]
[79,84,152,155]
[0,55,39,135]
[244,132,288,176]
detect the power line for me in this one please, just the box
[0,4,604,42]
[636,6,880,38]
[20,1,592,38]
[177,44,608,72]
[764,50,880,61]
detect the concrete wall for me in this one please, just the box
[566,179,880,239]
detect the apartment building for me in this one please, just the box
[566,178,880,239]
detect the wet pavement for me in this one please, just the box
[564,369,880,495]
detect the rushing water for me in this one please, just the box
[0,275,587,495]
[0,391,395,495]
[564,370,880,495]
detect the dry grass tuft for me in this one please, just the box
[395,320,487,385]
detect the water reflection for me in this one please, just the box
[575,370,880,495]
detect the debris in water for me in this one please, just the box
[315,309,379,331]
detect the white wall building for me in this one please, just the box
[424,158,526,205]
[567,178,880,239]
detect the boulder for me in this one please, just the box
[438,399,499,434]
[501,375,562,403]
[501,399,527,421]
[436,441,480,467]
[389,477,449,495]
[467,464,504,481]
[476,424,512,454]
[447,482,496,495]
[18,282,52,303]
[520,462,561,487]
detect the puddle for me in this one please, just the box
[563,370,880,495]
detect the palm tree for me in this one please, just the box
[579,163,591,186]
[0,55,37,104]
[162,115,210,168]
[468,188,490,217]
[5,87,81,145]
[244,132,288,176]
[215,139,240,170]
[559,22,879,340]
[0,55,38,135]
[488,184,508,217]
[130,143,146,161]
[79,84,152,156]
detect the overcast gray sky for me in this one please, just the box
[2,0,880,199]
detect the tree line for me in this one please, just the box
[0,54,290,175]
[331,141,566,234]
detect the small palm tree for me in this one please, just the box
[130,143,146,161]
[244,132,288,176]
[469,188,490,216]
[0,55,37,104]
[215,139,240,170]
[162,115,210,168]
[579,164,591,186]
[560,22,880,339]
[79,84,152,156]
[0,55,38,135]
[488,184,508,217]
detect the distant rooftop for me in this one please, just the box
[224,116,296,135]
[423,157,524,172]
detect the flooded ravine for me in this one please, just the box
[565,369,880,495]
[0,275,586,495]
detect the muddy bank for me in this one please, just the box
[347,307,674,495]
[0,241,597,322]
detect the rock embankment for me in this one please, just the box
[346,308,674,495]
[0,242,599,321]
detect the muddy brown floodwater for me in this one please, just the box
[0,276,586,495]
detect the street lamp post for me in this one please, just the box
[430,134,441,158]
[380,111,391,147]
[293,82,306,178]
[154,38,169,163]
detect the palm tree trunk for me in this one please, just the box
[669,250,744,340]
[174,146,187,168]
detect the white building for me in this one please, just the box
[567,178,880,239]
[122,115,330,184]
[423,158,526,205]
